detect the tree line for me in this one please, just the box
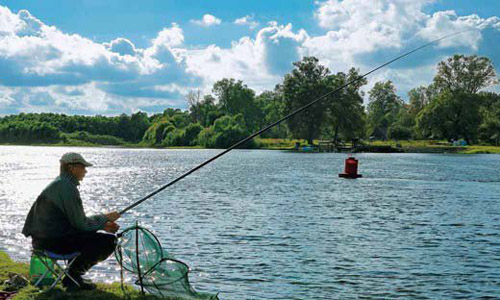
[0,54,499,147]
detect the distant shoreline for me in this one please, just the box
[1,140,500,154]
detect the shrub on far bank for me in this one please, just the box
[197,114,256,149]
[0,122,61,144]
[184,123,203,146]
[388,125,413,140]
[63,131,125,145]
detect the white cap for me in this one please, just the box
[59,152,93,167]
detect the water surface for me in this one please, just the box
[1,146,499,299]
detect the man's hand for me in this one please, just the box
[103,221,120,233]
[105,211,120,222]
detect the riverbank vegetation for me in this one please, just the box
[0,251,178,300]
[1,54,499,150]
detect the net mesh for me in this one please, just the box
[115,224,218,300]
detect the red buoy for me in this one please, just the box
[339,156,362,179]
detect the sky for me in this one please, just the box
[0,0,499,115]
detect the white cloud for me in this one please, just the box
[234,15,259,29]
[5,84,109,113]
[311,0,500,56]
[185,22,307,93]
[151,23,184,47]
[0,7,199,113]
[417,11,500,49]
[0,6,23,36]
[1,2,500,114]
[313,0,429,53]
[0,86,15,106]
[307,0,500,102]
[191,14,222,27]
[105,38,137,56]
[16,9,43,37]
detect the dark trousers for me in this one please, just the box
[32,232,116,277]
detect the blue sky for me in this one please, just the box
[0,0,499,115]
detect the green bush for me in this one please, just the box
[162,128,185,146]
[197,127,217,148]
[0,121,61,144]
[388,124,413,140]
[184,123,203,146]
[64,131,125,145]
[197,114,255,148]
[142,120,174,145]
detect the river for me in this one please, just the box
[1,146,499,299]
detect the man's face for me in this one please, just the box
[69,164,87,181]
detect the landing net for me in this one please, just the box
[115,224,219,300]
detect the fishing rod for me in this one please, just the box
[119,30,471,215]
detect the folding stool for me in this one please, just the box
[31,250,81,291]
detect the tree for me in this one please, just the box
[0,112,152,145]
[129,112,150,142]
[184,123,203,145]
[478,92,500,145]
[282,57,330,144]
[367,81,403,140]
[142,119,174,145]
[186,89,203,108]
[187,95,222,127]
[186,89,203,122]
[212,78,261,131]
[388,104,415,140]
[323,68,367,142]
[0,120,61,144]
[433,55,497,95]
[255,90,288,138]
[416,55,497,144]
[388,124,413,140]
[416,91,482,142]
[407,85,438,117]
[197,114,255,148]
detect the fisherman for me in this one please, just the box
[22,152,121,290]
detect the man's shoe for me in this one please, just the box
[62,276,96,291]
[62,276,80,291]
[79,278,97,290]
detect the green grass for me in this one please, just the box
[458,145,500,154]
[255,138,310,149]
[363,140,500,154]
[0,251,29,281]
[369,140,452,147]
[13,283,166,300]
[2,138,500,153]
[0,251,190,300]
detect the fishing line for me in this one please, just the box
[119,29,472,215]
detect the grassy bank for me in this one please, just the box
[255,138,307,150]
[255,139,500,153]
[1,139,500,153]
[455,145,500,154]
[368,140,500,154]
[0,251,175,300]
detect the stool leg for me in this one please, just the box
[49,261,66,290]
[32,252,83,292]
[32,254,51,287]
[37,257,59,290]
[33,268,51,287]
[62,258,81,287]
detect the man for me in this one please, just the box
[22,152,121,290]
